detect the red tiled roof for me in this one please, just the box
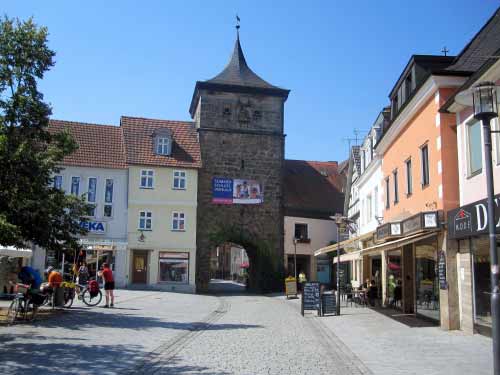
[284,160,345,219]
[120,116,201,169]
[48,120,127,169]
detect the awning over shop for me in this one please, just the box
[314,231,374,257]
[333,250,362,264]
[0,246,33,258]
[361,231,439,256]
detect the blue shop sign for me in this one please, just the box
[80,220,106,234]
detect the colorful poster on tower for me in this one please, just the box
[212,177,263,204]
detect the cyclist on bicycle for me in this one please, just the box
[18,266,42,290]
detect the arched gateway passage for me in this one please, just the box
[203,226,284,293]
[189,29,290,293]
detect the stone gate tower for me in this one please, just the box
[189,29,290,292]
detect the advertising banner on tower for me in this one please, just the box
[212,177,263,205]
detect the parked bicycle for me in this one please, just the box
[6,283,44,324]
[39,281,75,308]
[76,279,102,307]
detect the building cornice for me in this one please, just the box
[376,75,467,156]
[357,158,381,187]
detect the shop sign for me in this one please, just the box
[402,212,439,235]
[79,220,106,235]
[438,251,447,290]
[447,193,500,239]
[212,177,263,205]
[376,222,402,241]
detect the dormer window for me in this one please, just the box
[157,137,170,155]
[153,128,173,156]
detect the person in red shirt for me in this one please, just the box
[100,263,115,308]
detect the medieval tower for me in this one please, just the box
[190,28,290,292]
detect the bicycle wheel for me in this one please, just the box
[82,289,102,307]
[7,298,20,324]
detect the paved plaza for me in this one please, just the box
[0,290,493,374]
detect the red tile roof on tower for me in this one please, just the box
[48,120,127,169]
[120,116,201,168]
[284,160,345,219]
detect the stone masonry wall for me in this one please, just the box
[195,90,285,291]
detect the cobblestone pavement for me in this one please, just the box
[0,290,493,374]
[298,300,493,375]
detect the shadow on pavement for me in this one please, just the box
[370,306,438,328]
[0,339,231,375]
[20,308,262,332]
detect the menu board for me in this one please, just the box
[322,292,336,315]
[301,282,320,316]
[438,251,447,290]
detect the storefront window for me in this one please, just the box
[159,252,189,283]
[472,237,494,328]
[415,237,440,321]
[386,250,402,308]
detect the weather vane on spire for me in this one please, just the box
[236,14,241,30]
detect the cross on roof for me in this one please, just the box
[441,46,449,56]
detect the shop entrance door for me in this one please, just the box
[132,251,148,284]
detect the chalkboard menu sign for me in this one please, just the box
[322,292,336,316]
[438,251,447,290]
[301,282,321,316]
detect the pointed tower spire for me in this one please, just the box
[204,22,279,89]
[189,20,289,117]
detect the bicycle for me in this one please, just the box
[76,280,102,307]
[6,283,39,324]
[39,282,75,309]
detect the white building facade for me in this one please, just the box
[32,120,129,286]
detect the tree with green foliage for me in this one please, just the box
[0,16,88,252]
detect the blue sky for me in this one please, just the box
[4,1,499,162]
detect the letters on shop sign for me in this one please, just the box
[448,194,500,239]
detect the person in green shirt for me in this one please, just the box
[388,274,396,306]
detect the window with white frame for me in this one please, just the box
[467,119,482,175]
[405,158,413,195]
[71,176,80,196]
[385,177,390,209]
[366,194,372,223]
[373,186,379,218]
[393,169,399,204]
[156,137,171,155]
[420,144,430,187]
[140,170,154,188]
[495,118,500,165]
[172,212,185,231]
[173,170,186,190]
[53,175,63,190]
[87,178,97,216]
[139,211,152,230]
[104,179,113,217]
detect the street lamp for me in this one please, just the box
[332,214,346,316]
[293,237,298,281]
[456,81,500,375]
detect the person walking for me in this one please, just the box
[100,263,115,308]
